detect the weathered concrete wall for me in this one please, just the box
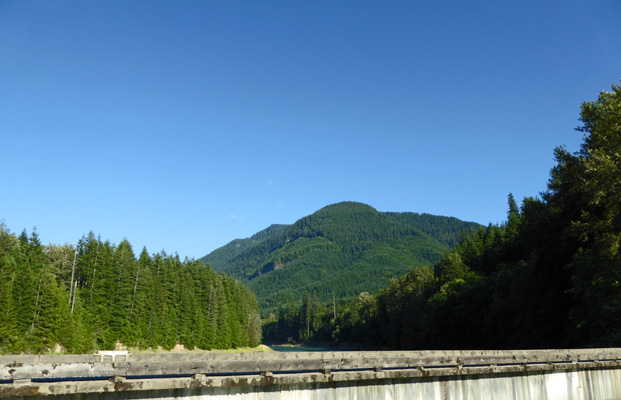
[4,368,621,400]
[1,349,620,399]
[3,348,621,381]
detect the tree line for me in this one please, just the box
[0,230,261,354]
[264,82,621,349]
[210,201,480,316]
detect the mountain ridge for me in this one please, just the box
[203,224,289,272]
[202,202,482,314]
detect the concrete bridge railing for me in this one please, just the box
[1,348,621,397]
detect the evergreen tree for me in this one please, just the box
[214,275,232,348]
[556,82,621,345]
[130,247,153,349]
[0,226,261,354]
[269,81,621,350]
[0,251,19,352]
[14,232,37,339]
[28,262,67,352]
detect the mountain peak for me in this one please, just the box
[201,202,482,315]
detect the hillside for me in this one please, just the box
[202,202,481,314]
[267,82,621,349]
[202,224,289,271]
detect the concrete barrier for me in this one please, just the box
[1,349,620,397]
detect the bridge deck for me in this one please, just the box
[1,348,621,397]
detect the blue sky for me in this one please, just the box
[1,1,620,259]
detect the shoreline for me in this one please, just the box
[265,342,370,351]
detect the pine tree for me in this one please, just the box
[86,239,115,349]
[28,263,67,353]
[0,228,262,353]
[0,254,19,353]
[178,268,198,349]
[13,232,36,340]
[214,275,232,348]
[110,239,136,345]
[130,247,153,349]
[202,281,218,350]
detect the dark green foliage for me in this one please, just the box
[264,81,621,350]
[0,225,20,352]
[202,224,289,271]
[557,83,621,346]
[0,227,261,354]
[203,202,481,315]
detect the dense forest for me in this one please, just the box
[264,82,621,349]
[202,224,289,271]
[202,202,481,315]
[0,230,261,354]
[5,83,617,353]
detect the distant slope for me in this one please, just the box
[386,212,478,248]
[202,224,288,271]
[202,202,481,314]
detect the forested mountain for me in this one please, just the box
[0,229,261,354]
[202,202,481,315]
[264,81,621,349]
[202,224,288,271]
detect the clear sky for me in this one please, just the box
[1,1,620,259]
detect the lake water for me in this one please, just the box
[269,345,334,352]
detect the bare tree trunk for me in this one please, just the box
[30,277,42,333]
[71,281,77,313]
[89,241,100,307]
[129,266,140,320]
[118,251,124,283]
[3,275,15,316]
[207,287,214,318]
[89,266,96,306]
[68,249,77,305]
